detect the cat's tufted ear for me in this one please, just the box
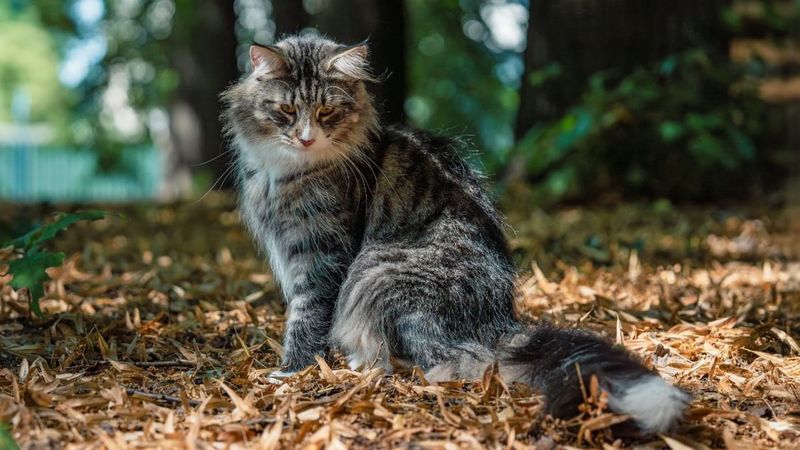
[325,43,375,82]
[249,44,287,76]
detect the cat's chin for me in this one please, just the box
[285,144,321,154]
[237,135,347,178]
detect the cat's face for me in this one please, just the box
[223,36,377,176]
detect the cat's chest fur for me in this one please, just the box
[239,168,356,297]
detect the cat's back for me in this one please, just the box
[380,125,480,186]
[366,125,508,250]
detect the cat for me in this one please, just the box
[221,34,690,433]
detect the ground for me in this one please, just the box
[1,194,799,449]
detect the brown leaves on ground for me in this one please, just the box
[1,195,799,449]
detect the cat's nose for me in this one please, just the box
[299,138,315,147]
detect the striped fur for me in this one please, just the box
[221,34,689,433]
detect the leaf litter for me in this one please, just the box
[0,195,798,449]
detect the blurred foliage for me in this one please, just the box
[516,50,785,202]
[406,0,521,173]
[512,1,797,204]
[0,422,20,450]
[1,0,795,203]
[0,2,70,132]
[723,0,800,37]
[42,0,181,171]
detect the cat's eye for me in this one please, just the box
[280,104,296,114]
[317,105,334,117]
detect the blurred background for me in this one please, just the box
[0,0,798,206]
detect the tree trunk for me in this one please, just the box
[310,0,408,124]
[273,0,309,37]
[161,0,240,198]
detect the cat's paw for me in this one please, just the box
[266,369,297,384]
[346,354,365,371]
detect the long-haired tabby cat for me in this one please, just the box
[221,34,689,433]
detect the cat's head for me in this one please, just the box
[222,35,378,176]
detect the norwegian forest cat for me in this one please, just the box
[221,34,689,433]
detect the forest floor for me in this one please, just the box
[1,193,799,449]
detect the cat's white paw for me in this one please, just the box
[266,369,297,384]
[347,354,365,371]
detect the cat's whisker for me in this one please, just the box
[328,146,364,198]
[194,147,234,167]
[192,162,236,205]
[342,142,402,205]
[329,142,373,203]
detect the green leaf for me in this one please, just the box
[0,422,20,450]
[1,210,118,317]
[554,109,594,151]
[659,56,678,76]
[528,63,562,87]
[659,121,685,142]
[7,251,65,317]
[726,126,756,159]
[6,211,108,251]
[721,7,743,31]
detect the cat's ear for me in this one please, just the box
[325,43,375,81]
[250,44,287,76]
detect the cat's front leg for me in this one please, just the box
[273,234,353,373]
[279,290,336,372]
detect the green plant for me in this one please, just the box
[2,211,110,316]
[515,48,788,203]
[0,423,19,450]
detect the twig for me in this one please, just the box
[575,362,588,405]
[129,359,196,368]
[242,417,277,427]
[368,340,385,370]
[126,388,201,407]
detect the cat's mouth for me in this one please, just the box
[275,137,316,152]
[288,136,330,153]
[290,143,317,152]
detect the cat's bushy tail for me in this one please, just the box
[497,323,690,433]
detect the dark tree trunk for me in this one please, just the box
[310,0,408,124]
[273,0,309,37]
[161,0,240,197]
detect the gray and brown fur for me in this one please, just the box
[221,34,689,433]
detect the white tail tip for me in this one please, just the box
[608,375,690,433]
